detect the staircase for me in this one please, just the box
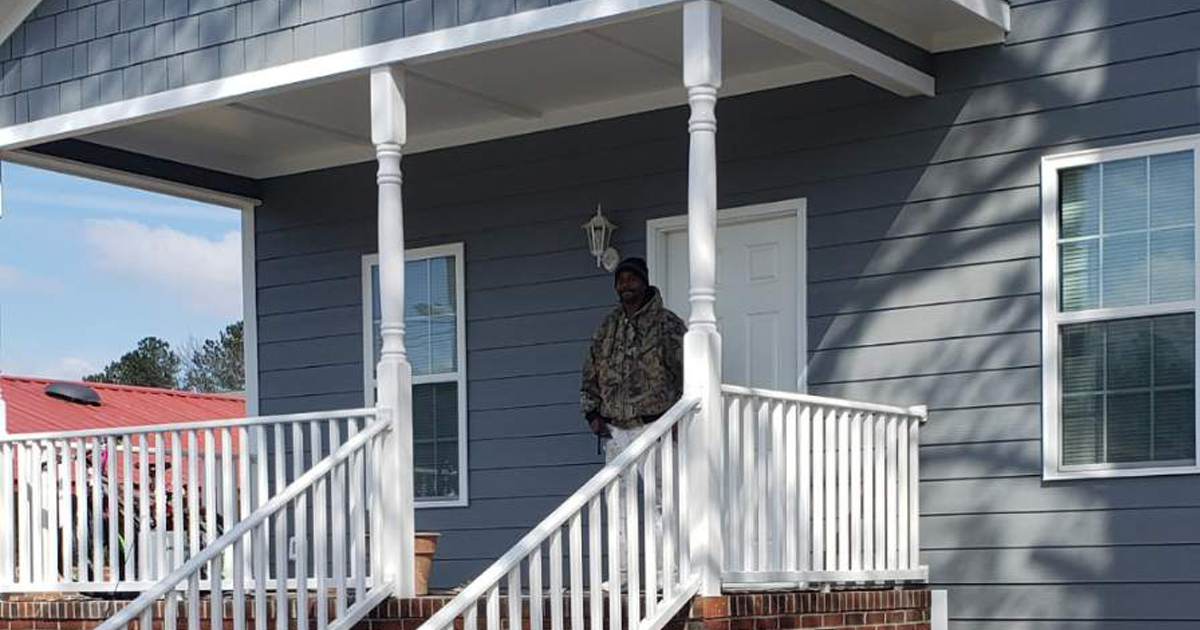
[414,396,703,630]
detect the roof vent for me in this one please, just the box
[44,381,102,406]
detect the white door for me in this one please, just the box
[649,201,805,392]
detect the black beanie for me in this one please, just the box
[614,257,649,285]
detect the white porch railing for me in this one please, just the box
[93,408,395,630]
[417,397,702,630]
[720,385,928,586]
[0,407,380,593]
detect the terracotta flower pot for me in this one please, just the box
[415,532,440,596]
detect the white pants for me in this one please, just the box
[603,425,663,582]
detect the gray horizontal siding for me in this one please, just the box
[247,1,1200,627]
[0,0,585,127]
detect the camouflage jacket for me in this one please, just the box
[580,288,687,429]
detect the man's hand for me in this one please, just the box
[588,415,611,437]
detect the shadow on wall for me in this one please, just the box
[719,1,1200,627]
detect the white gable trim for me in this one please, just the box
[0,0,40,52]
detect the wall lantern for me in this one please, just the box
[582,205,620,271]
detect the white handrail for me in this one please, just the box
[0,407,378,442]
[418,396,701,630]
[721,388,928,586]
[94,409,394,630]
[720,384,927,420]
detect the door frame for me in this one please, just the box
[645,198,808,392]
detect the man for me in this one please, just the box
[580,257,687,462]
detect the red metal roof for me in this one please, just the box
[0,375,245,434]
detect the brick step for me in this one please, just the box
[0,588,930,630]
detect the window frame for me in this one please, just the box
[1042,135,1200,480]
[362,242,469,507]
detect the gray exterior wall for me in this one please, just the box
[0,0,585,127]
[249,0,1200,628]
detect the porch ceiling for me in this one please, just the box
[77,8,840,179]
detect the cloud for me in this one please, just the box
[1,356,98,380]
[84,219,242,318]
[0,263,64,294]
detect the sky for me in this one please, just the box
[0,162,242,381]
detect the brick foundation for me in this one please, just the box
[0,588,929,630]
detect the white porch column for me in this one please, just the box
[371,63,416,598]
[682,0,724,597]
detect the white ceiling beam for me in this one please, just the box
[227,102,371,145]
[721,0,935,97]
[408,70,542,120]
[584,31,681,75]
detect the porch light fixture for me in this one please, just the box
[583,205,620,272]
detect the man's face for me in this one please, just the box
[615,271,648,307]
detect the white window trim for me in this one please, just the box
[1041,134,1200,480]
[362,243,469,508]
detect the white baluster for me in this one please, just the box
[172,432,185,576]
[530,546,544,630]
[349,418,367,600]
[487,584,501,630]
[30,441,43,583]
[122,436,133,581]
[294,424,310,630]
[0,442,13,585]
[849,413,863,572]
[569,512,584,630]
[274,424,289,630]
[897,415,909,570]
[508,567,523,630]
[660,435,676,597]
[550,529,564,630]
[77,438,90,583]
[330,422,346,616]
[312,421,328,630]
[743,398,756,572]
[605,483,619,630]
[908,412,923,572]
[886,415,898,571]
[624,467,639,626]
[642,451,657,613]
[155,433,167,580]
[823,408,837,571]
[797,404,811,573]
[837,410,850,572]
[106,437,118,579]
[770,401,785,571]
[588,497,603,630]
[810,408,824,571]
[725,395,741,573]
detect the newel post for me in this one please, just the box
[371,63,416,598]
[682,0,724,596]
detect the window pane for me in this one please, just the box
[413,382,460,500]
[406,259,430,320]
[430,318,457,373]
[1150,151,1193,228]
[1061,164,1100,238]
[428,257,457,318]
[1062,323,1103,393]
[1106,392,1151,463]
[1060,240,1099,311]
[1150,227,1195,303]
[1101,232,1148,307]
[371,265,382,321]
[1105,319,1150,390]
[1102,157,1148,234]
[1154,314,1195,386]
[1061,314,1196,468]
[1154,389,1196,461]
[1062,394,1103,466]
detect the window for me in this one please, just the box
[363,244,468,505]
[1043,138,1199,479]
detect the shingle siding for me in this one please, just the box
[0,0,583,126]
[246,2,1200,628]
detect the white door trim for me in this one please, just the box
[646,198,808,392]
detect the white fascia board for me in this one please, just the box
[0,0,41,51]
[722,0,935,97]
[952,0,1011,33]
[0,0,683,151]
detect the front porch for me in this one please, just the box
[0,0,985,628]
